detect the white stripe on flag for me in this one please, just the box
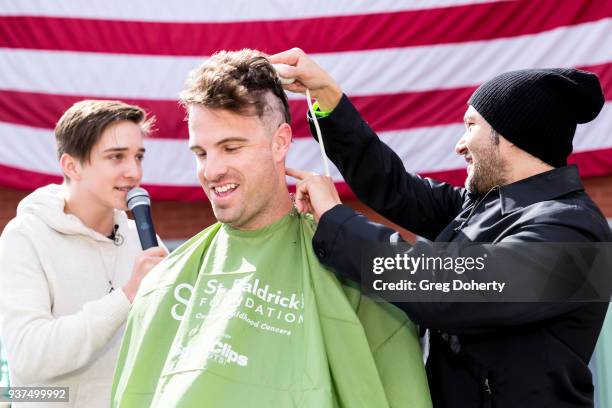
[1,19,611,99]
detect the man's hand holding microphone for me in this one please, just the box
[123,187,168,303]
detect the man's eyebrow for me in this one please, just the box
[102,147,146,153]
[189,137,249,151]
[215,137,249,146]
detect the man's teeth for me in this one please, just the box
[115,187,132,191]
[214,183,237,193]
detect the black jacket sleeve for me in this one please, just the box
[313,205,609,335]
[310,94,468,241]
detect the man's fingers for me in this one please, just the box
[293,187,305,213]
[269,49,315,94]
[268,48,304,66]
[283,82,307,94]
[305,201,314,215]
[273,63,300,80]
[295,190,312,215]
[286,167,313,180]
[143,246,168,257]
[294,180,311,212]
[294,179,308,199]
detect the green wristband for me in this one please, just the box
[312,101,333,118]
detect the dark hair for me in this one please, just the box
[490,127,500,145]
[179,49,291,126]
[55,100,153,164]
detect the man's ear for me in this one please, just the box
[59,153,82,182]
[272,123,292,162]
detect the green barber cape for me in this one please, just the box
[594,304,612,408]
[112,212,431,408]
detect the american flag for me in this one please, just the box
[1,0,611,201]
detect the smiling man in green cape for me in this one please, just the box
[111,49,431,408]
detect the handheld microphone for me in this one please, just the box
[126,187,159,250]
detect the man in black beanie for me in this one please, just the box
[270,49,611,408]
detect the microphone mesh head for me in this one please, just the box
[126,187,151,210]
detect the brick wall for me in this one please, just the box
[1,175,611,241]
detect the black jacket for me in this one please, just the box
[310,95,612,408]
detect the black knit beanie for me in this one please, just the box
[468,68,605,167]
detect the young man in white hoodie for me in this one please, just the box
[0,100,168,407]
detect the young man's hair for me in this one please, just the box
[55,100,153,164]
[179,49,291,128]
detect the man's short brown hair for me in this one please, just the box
[55,100,153,163]
[179,49,291,127]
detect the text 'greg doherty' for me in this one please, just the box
[372,253,487,275]
[373,279,506,293]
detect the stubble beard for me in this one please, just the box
[465,145,509,195]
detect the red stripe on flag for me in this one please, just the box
[0,87,471,138]
[1,0,611,55]
[0,91,189,138]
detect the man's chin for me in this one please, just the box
[213,208,239,225]
[111,198,128,211]
[464,174,474,193]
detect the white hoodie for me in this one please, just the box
[0,184,150,407]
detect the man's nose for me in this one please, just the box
[203,154,228,182]
[455,134,468,156]
[124,157,142,181]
